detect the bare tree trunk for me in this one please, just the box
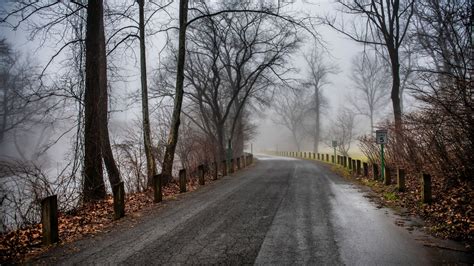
[216,124,226,162]
[138,0,156,187]
[160,0,188,182]
[313,88,320,153]
[96,0,121,192]
[389,49,402,132]
[83,0,106,201]
[0,87,8,143]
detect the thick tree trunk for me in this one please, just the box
[160,0,188,182]
[83,0,106,201]
[97,0,121,191]
[389,50,402,132]
[138,0,157,187]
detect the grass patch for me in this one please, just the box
[383,191,398,201]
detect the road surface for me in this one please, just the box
[38,155,472,265]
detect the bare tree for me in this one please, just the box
[157,0,315,189]
[327,108,356,156]
[327,0,415,132]
[0,39,44,144]
[105,0,173,187]
[349,51,391,133]
[272,89,309,152]
[303,48,337,153]
[407,0,473,181]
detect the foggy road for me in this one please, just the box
[38,155,471,265]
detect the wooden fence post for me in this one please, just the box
[241,156,246,168]
[221,160,227,176]
[213,161,218,179]
[113,181,125,220]
[352,159,356,172]
[356,160,361,175]
[331,155,335,163]
[198,164,205,185]
[41,195,58,245]
[372,164,379,180]
[317,153,320,160]
[363,162,368,177]
[384,167,391,185]
[421,173,432,203]
[397,168,405,192]
[326,154,329,162]
[179,169,187,193]
[229,159,234,174]
[154,174,162,203]
[348,157,352,170]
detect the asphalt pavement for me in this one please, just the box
[37,155,472,265]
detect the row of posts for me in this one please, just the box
[40,153,254,246]
[275,150,432,205]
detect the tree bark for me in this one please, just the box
[160,0,188,181]
[138,0,157,187]
[83,0,106,201]
[389,49,402,132]
[313,86,320,153]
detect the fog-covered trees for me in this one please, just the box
[329,0,415,132]
[0,39,43,144]
[272,89,309,152]
[179,1,300,163]
[304,48,336,153]
[349,51,390,133]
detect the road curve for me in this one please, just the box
[37,155,472,265]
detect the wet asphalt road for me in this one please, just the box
[39,155,472,265]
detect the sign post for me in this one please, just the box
[375,129,388,180]
[332,140,337,164]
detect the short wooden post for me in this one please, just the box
[384,167,391,185]
[229,159,234,174]
[372,164,379,180]
[179,169,187,193]
[331,155,335,163]
[41,195,58,245]
[363,162,368,177]
[317,153,320,160]
[153,174,162,203]
[221,160,227,176]
[326,154,329,162]
[397,168,405,192]
[113,181,125,220]
[421,173,432,203]
[352,159,356,173]
[343,156,347,167]
[348,157,352,169]
[213,161,218,179]
[241,156,246,168]
[198,164,205,185]
[236,157,241,170]
[356,160,361,175]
